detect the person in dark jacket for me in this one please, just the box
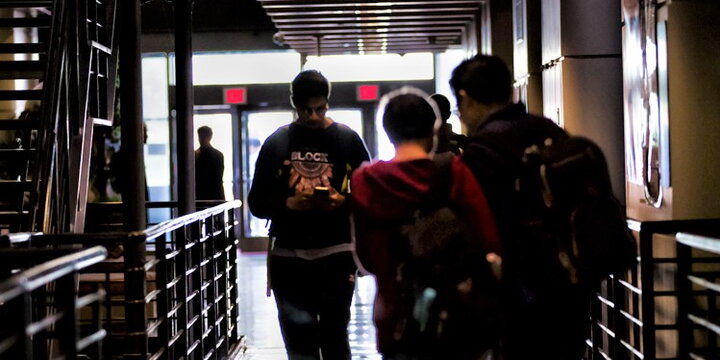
[352,87,501,360]
[451,55,590,360]
[195,126,225,200]
[429,93,467,154]
[248,70,370,360]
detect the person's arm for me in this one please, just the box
[324,130,370,210]
[350,170,388,276]
[247,136,287,219]
[218,151,225,181]
[348,131,371,171]
[450,158,501,255]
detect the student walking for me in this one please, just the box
[352,87,501,360]
[248,70,370,360]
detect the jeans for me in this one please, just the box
[270,251,356,360]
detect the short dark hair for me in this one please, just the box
[383,93,436,144]
[449,55,512,105]
[429,93,451,121]
[290,70,331,107]
[197,126,212,137]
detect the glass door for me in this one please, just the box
[243,111,294,238]
[194,112,235,201]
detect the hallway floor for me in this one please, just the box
[237,252,382,360]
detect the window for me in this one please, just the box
[304,53,434,82]
[169,51,302,86]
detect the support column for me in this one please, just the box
[119,0,146,231]
[175,0,195,215]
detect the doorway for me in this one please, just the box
[194,111,236,201]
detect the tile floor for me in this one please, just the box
[237,252,382,360]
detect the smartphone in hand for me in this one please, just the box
[313,186,330,200]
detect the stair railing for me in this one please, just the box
[32,0,118,234]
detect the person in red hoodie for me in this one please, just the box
[351,87,502,360]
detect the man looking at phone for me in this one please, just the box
[248,70,370,360]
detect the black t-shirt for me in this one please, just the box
[248,121,370,250]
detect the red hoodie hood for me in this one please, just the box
[351,159,437,222]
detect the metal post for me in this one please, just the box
[175,0,196,215]
[119,0,146,231]
[639,224,655,360]
[119,1,149,358]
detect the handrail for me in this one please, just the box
[0,232,41,247]
[676,232,720,255]
[0,245,108,359]
[142,200,241,241]
[589,218,720,360]
[87,200,227,208]
[3,201,244,359]
[0,246,107,303]
[675,231,720,359]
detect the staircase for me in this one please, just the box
[0,0,50,234]
[0,0,118,234]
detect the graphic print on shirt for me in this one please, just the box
[285,150,333,193]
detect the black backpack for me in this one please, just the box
[517,136,637,286]
[390,154,500,359]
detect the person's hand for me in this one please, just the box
[286,189,314,211]
[323,187,345,211]
[486,253,503,281]
[311,187,345,211]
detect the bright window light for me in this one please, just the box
[303,53,434,82]
[175,51,301,85]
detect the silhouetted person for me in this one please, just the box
[429,93,466,155]
[195,126,225,200]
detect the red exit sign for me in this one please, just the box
[357,84,379,101]
[224,87,247,104]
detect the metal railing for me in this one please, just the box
[0,246,108,360]
[32,0,119,234]
[16,200,244,359]
[85,200,229,232]
[676,232,720,360]
[587,219,720,360]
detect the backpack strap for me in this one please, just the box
[423,152,455,212]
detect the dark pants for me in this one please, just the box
[270,251,356,360]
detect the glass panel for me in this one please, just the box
[435,49,467,135]
[142,54,171,224]
[169,51,301,86]
[375,112,394,161]
[194,113,235,201]
[244,111,294,238]
[328,109,363,136]
[304,53,434,82]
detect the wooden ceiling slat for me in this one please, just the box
[259,0,481,54]
[267,6,480,17]
[294,45,456,56]
[278,25,465,36]
[290,44,457,51]
[275,20,470,30]
[259,0,482,7]
[271,14,475,24]
[282,31,463,40]
[288,38,435,45]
